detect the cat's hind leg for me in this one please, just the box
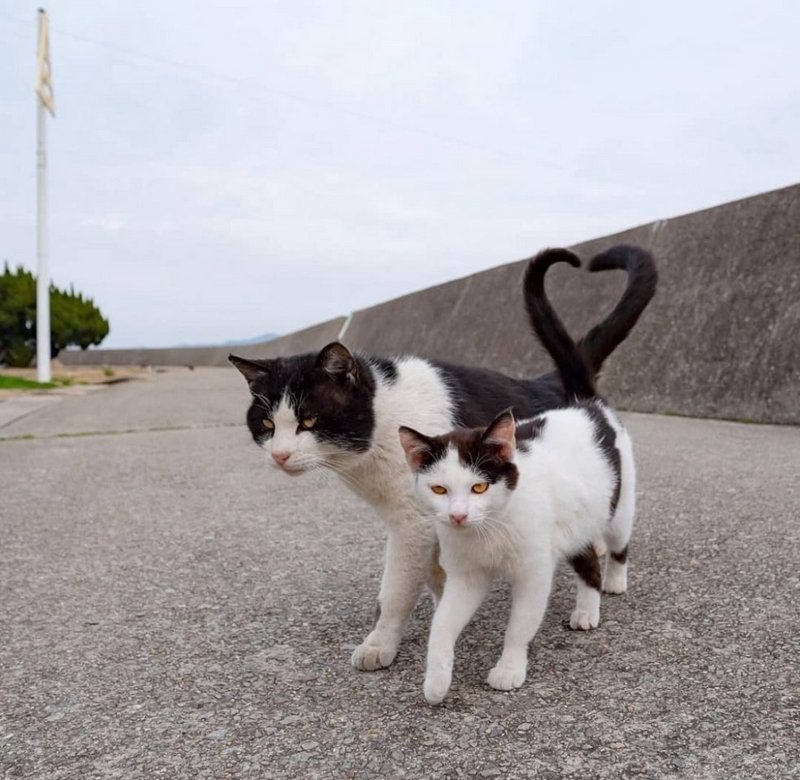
[568,544,602,630]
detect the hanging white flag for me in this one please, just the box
[36,9,55,117]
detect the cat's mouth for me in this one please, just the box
[275,462,307,476]
[267,456,309,476]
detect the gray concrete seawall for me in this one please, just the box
[343,183,800,425]
[60,185,799,424]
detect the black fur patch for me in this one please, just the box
[610,545,628,564]
[515,417,546,452]
[524,249,596,401]
[236,351,379,453]
[581,245,658,374]
[569,545,602,591]
[584,403,622,517]
[413,427,520,490]
[434,362,568,428]
[368,357,398,385]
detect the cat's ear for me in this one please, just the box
[398,426,433,472]
[229,354,272,389]
[482,408,517,461]
[316,342,358,383]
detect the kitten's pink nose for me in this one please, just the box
[449,512,468,526]
[272,451,291,466]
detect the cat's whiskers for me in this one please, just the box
[472,511,519,554]
[314,458,368,492]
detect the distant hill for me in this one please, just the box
[153,333,280,349]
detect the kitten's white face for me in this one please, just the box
[416,447,512,529]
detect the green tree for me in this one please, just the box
[0,263,110,366]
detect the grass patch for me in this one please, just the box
[0,374,56,390]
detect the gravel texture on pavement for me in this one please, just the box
[1,369,798,779]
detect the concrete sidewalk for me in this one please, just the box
[1,369,798,779]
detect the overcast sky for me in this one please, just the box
[1,1,798,348]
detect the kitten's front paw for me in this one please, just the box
[569,608,600,630]
[487,662,527,691]
[424,669,452,705]
[351,641,397,671]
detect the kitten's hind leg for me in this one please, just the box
[568,545,601,630]
[603,544,629,595]
[603,486,635,595]
[603,437,635,595]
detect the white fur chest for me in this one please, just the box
[347,358,454,510]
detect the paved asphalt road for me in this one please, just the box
[1,369,798,779]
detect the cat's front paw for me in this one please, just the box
[569,608,600,630]
[351,641,397,671]
[487,662,527,691]
[423,669,452,705]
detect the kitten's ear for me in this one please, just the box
[482,408,517,461]
[398,426,433,472]
[229,354,272,389]
[316,342,358,383]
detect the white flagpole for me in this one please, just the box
[35,8,54,383]
[36,71,51,382]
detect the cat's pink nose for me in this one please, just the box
[272,451,291,466]
[449,512,468,526]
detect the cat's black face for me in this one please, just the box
[231,343,378,474]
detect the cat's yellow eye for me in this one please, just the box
[300,417,317,429]
[262,419,274,431]
[471,483,489,494]
[430,485,447,495]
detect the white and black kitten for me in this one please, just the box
[230,245,655,672]
[399,248,635,704]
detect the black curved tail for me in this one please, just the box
[576,244,658,374]
[524,249,596,401]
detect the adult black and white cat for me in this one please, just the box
[229,244,655,672]
[398,248,635,704]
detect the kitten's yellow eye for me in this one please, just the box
[430,485,447,495]
[262,419,274,430]
[301,417,317,429]
[471,483,489,494]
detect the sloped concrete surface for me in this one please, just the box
[1,371,798,779]
[344,184,800,425]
